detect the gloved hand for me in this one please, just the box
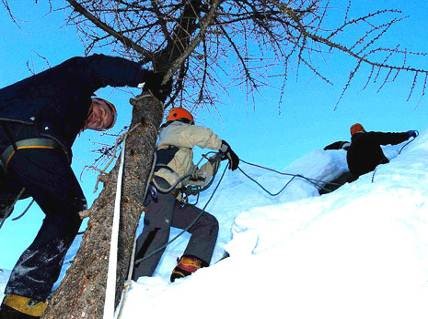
[407,130,419,138]
[141,70,172,101]
[220,140,239,170]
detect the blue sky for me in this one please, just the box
[0,1,427,269]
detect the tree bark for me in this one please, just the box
[43,94,163,319]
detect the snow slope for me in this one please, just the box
[119,132,428,319]
[1,132,427,319]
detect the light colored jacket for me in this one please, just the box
[155,121,223,188]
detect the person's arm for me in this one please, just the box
[77,54,153,88]
[64,54,166,95]
[162,124,239,170]
[324,141,350,150]
[367,131,412,145]
[168,124,223,150]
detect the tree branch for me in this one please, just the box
[66,0,153,60]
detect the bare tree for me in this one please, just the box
[2,0,428,318]
[61,0,428,108]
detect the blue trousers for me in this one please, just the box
[1,148,85,300]
[133,191,219,280]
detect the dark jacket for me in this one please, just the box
[346,131,410,177]
[0,54,149,157]
[324,140,350,151]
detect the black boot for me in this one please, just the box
[0,295,47,319]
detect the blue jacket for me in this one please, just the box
[0,54,149,156]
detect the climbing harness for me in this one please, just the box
[151,151,223,198]
[134,161,228,266]
[0,137,68,230]
[103,136,127,319]
[0,138,68,172]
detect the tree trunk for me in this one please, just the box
[43,95,163,319]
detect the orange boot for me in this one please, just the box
[170,255,207,282]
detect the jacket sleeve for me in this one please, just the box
[323,141,350,150]
[367,131,410,146]
[65,54,149,91]
[162,124,223,150]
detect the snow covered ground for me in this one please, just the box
[118,131,428,319]
[1,130,428,318]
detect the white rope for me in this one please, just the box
[103,137,127,319]
[113,146,158,319]
[113,236,137,319]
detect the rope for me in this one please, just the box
[11,199,34,221]
[134,156,336,265]
[371,133,418,183]
[238,166,300,196]
[113,145,158,319]
[398,132,418,154]
[134,162,228,266]
[113,236,137,319]
[103,137,127,319]
[240,159,340,187]
[0,187,26,230]
[238,158,340,196]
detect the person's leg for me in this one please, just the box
[3,149,85,302]
[169,203,219,281]
[172,203,219,264]
[133,192,176,280]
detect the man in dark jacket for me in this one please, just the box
[0,54,168,319]
[346,123,417,179]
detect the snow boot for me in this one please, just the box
[170,255,207,282]
[0,294,47,319]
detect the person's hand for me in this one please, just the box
[220,140,239,170]
[406,130,419,138]
[142,71,172,101]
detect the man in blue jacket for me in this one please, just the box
[0,54,168,319]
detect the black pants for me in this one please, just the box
[133,192,219,280]
[1,148,85,300]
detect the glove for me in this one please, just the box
[406,130,418,138]
[141,70,172,101]
[220,140,239,171]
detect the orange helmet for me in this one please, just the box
[166,107,194,124]
[350,123,365,135]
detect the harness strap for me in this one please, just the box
[0,138,65,171]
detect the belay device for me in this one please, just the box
[151,150,225,202]
[183,151,224,197]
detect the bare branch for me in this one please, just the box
[65,0,153,60]
[55,0,428,111]
[1,0,21,27]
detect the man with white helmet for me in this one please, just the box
[0,53,169,318]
